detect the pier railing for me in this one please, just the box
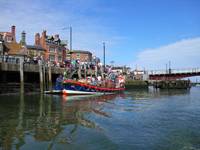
[149,68,200,75]
[0,55,20,64]
[0,61,65,74]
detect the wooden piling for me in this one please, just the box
[95,65,98,77]
[39,60,43,93]
[84,64,87,79]
[78,64,81,79]
[19,57,24,94]
[48,62,52,92]
[43,64,46,91]
[45,68,49,90]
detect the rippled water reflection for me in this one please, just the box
[0,87,200,150]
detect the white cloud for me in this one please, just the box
[133,37,200,70]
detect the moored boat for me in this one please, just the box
[45,79,125,95]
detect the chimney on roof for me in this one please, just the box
[35,33,40,45]
[42,30,46,37]
[11,25,16,42]
[41,30,47,47]
[20,31,26,45]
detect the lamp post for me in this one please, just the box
[103,42,106,75]
[69,26,72,52]
[69,26,72,63]
[169,61,171,74]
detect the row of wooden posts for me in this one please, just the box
[19,58,104,93]
[19,57,52,93]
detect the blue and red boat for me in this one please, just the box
[45,79,125,95]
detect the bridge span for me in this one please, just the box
[149,68,200,80]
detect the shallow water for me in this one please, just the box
[0,87,200,150]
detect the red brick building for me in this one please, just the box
[0,25,16,43]
[69,50,92,62]
[35,30,68,64]
[0,25,25,57]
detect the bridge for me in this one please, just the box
[148,68,200,80]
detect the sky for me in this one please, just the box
[0,0,200,70]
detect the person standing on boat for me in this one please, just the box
[55,74,63,90]
[91,76,97,86]
[97,75,102,86]
[117,74,125,88]
[63,71,68,80]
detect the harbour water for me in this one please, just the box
[0,87,200,150]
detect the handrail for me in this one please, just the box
[148,68,200,75]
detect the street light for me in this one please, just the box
[169,61,171,74]
[103,42,106,77]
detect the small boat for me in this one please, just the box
[45,79,125,95]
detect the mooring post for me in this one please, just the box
[45,67,48,90]
[39,60,43,93]
[19,57,24,94]
[95,65,98,77]
[48,62,52,92]
[43,63,46,91]
[84,64,87,79]
[78,64,81,79]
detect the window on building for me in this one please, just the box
[49,47,55,52]
[6,36,12,42]
[58,56,62,62]
[58,47,62,52]
[49,55,55,61]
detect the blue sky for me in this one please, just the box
[0,0,200,70]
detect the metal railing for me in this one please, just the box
[149,68,200,75]
[0,55,20,64]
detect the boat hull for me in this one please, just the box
[45,89,113,95]
[45,79,125,95]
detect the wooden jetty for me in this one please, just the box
[0,61,102,93]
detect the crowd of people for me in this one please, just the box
[2,53,125,88]
[56,70,125,89]
[78,73,125,88]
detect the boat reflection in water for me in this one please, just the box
[0,93,122,149]
[33,93,123,147]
